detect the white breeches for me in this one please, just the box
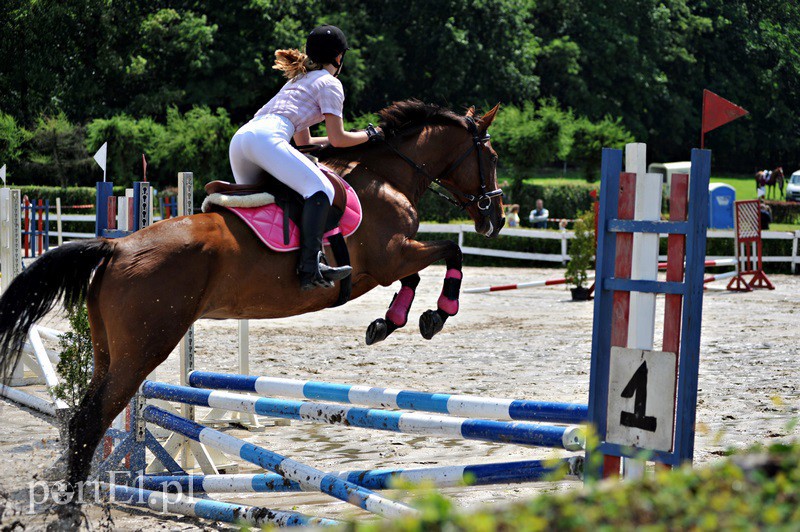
[228,114,334,204]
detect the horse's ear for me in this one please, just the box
[477,103,501,132]
[465,106,476,118]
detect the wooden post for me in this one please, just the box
[56,198,62,246]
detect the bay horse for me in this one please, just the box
[755,167,784,200]
[0,100,505,488]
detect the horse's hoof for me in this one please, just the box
[366,318,389,345]
[419,309,444,340]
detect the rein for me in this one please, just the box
[379,117,502,211]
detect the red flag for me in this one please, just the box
[142,154,148,182]
[701,90,748,148]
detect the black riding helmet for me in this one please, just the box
[306,25,349,76]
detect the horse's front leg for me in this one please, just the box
[418,243,463,341]
[365,273,420,345]
[365,239,462,344]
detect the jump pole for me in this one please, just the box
[464,274,596,294]
[187,370,589,425]
[142,405,419,519]
[140,457,583,494]
[141,381,585,450]
[105,484,341,527]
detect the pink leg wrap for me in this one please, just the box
[437,268,462,316]
[386,286,415,327]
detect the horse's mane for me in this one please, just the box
[378,99,468,137]
[317,99,467,162]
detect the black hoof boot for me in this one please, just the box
[419,309,446,340]
[365,318,398,345]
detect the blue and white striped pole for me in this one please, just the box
[140,457,583,494]
[105,483,340,527]
[188,371,588,424]
[142,406,418,519]
[142,381,584,450]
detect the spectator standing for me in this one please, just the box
[528,199,549,229]
[759,199,772,230]
[506,204,520,227]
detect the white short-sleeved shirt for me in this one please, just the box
[254,69,344,132]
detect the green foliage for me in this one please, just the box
[491,101,632,181]
[570,115,635,181]
[126,9,217,115]
[52,305,94,408]
[152,106,237,185]
[2,1,800,177]
[86,114,165,186]
[767,201,800,225]
[418,180,598,225]
[350,441,800,530]
[0,112,30,169]
[490,101,571,170]
[22,113,94,188]
[564,209,595,288]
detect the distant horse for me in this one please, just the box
[0,100,505,489]
[755,167,784,200]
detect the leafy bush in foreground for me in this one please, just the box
[345,441,800,531]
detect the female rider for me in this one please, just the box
[228,25,382,290]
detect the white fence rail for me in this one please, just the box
[418,223,800,271]
[40,217,800,272]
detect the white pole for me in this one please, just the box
[624,143,662,480]
[238,320,249,375]
[177,172,195,467]
[55,198,63,246]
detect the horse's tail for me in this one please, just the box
[0,239,114,384]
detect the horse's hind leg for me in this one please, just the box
[366,273,420,345]
[66,312,190,486]
[62,302,111,480]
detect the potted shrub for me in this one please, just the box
[565,208,595,301]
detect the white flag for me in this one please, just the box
[0,165,5,186]
[93,142,108,181]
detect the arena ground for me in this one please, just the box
[1,265,797,529]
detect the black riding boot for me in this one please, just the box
[298,191,352,290]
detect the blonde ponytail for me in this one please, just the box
[273,48,320,80]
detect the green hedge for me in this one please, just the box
[418,181,598,224]
[767,200,800,224]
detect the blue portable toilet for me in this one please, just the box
[708,183,735,229]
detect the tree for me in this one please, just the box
[0,112,30,169]
[124,8,217,116]
[24,113,93,187]
[86,115,165,186]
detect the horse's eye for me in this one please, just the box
[489,154,498,163]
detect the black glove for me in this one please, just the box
[366,123,384,143]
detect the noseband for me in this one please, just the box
[380,117,503,212]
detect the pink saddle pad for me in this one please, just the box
[220,179,362,252]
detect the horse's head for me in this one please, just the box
[370,100,505,237]
[439,104,505,237]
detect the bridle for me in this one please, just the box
[379,117,503,211]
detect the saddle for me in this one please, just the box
[205,167,349,215]
[203,164,362,307]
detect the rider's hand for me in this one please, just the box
[366,123,384,143]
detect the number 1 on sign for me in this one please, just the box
[619,361,657,432]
